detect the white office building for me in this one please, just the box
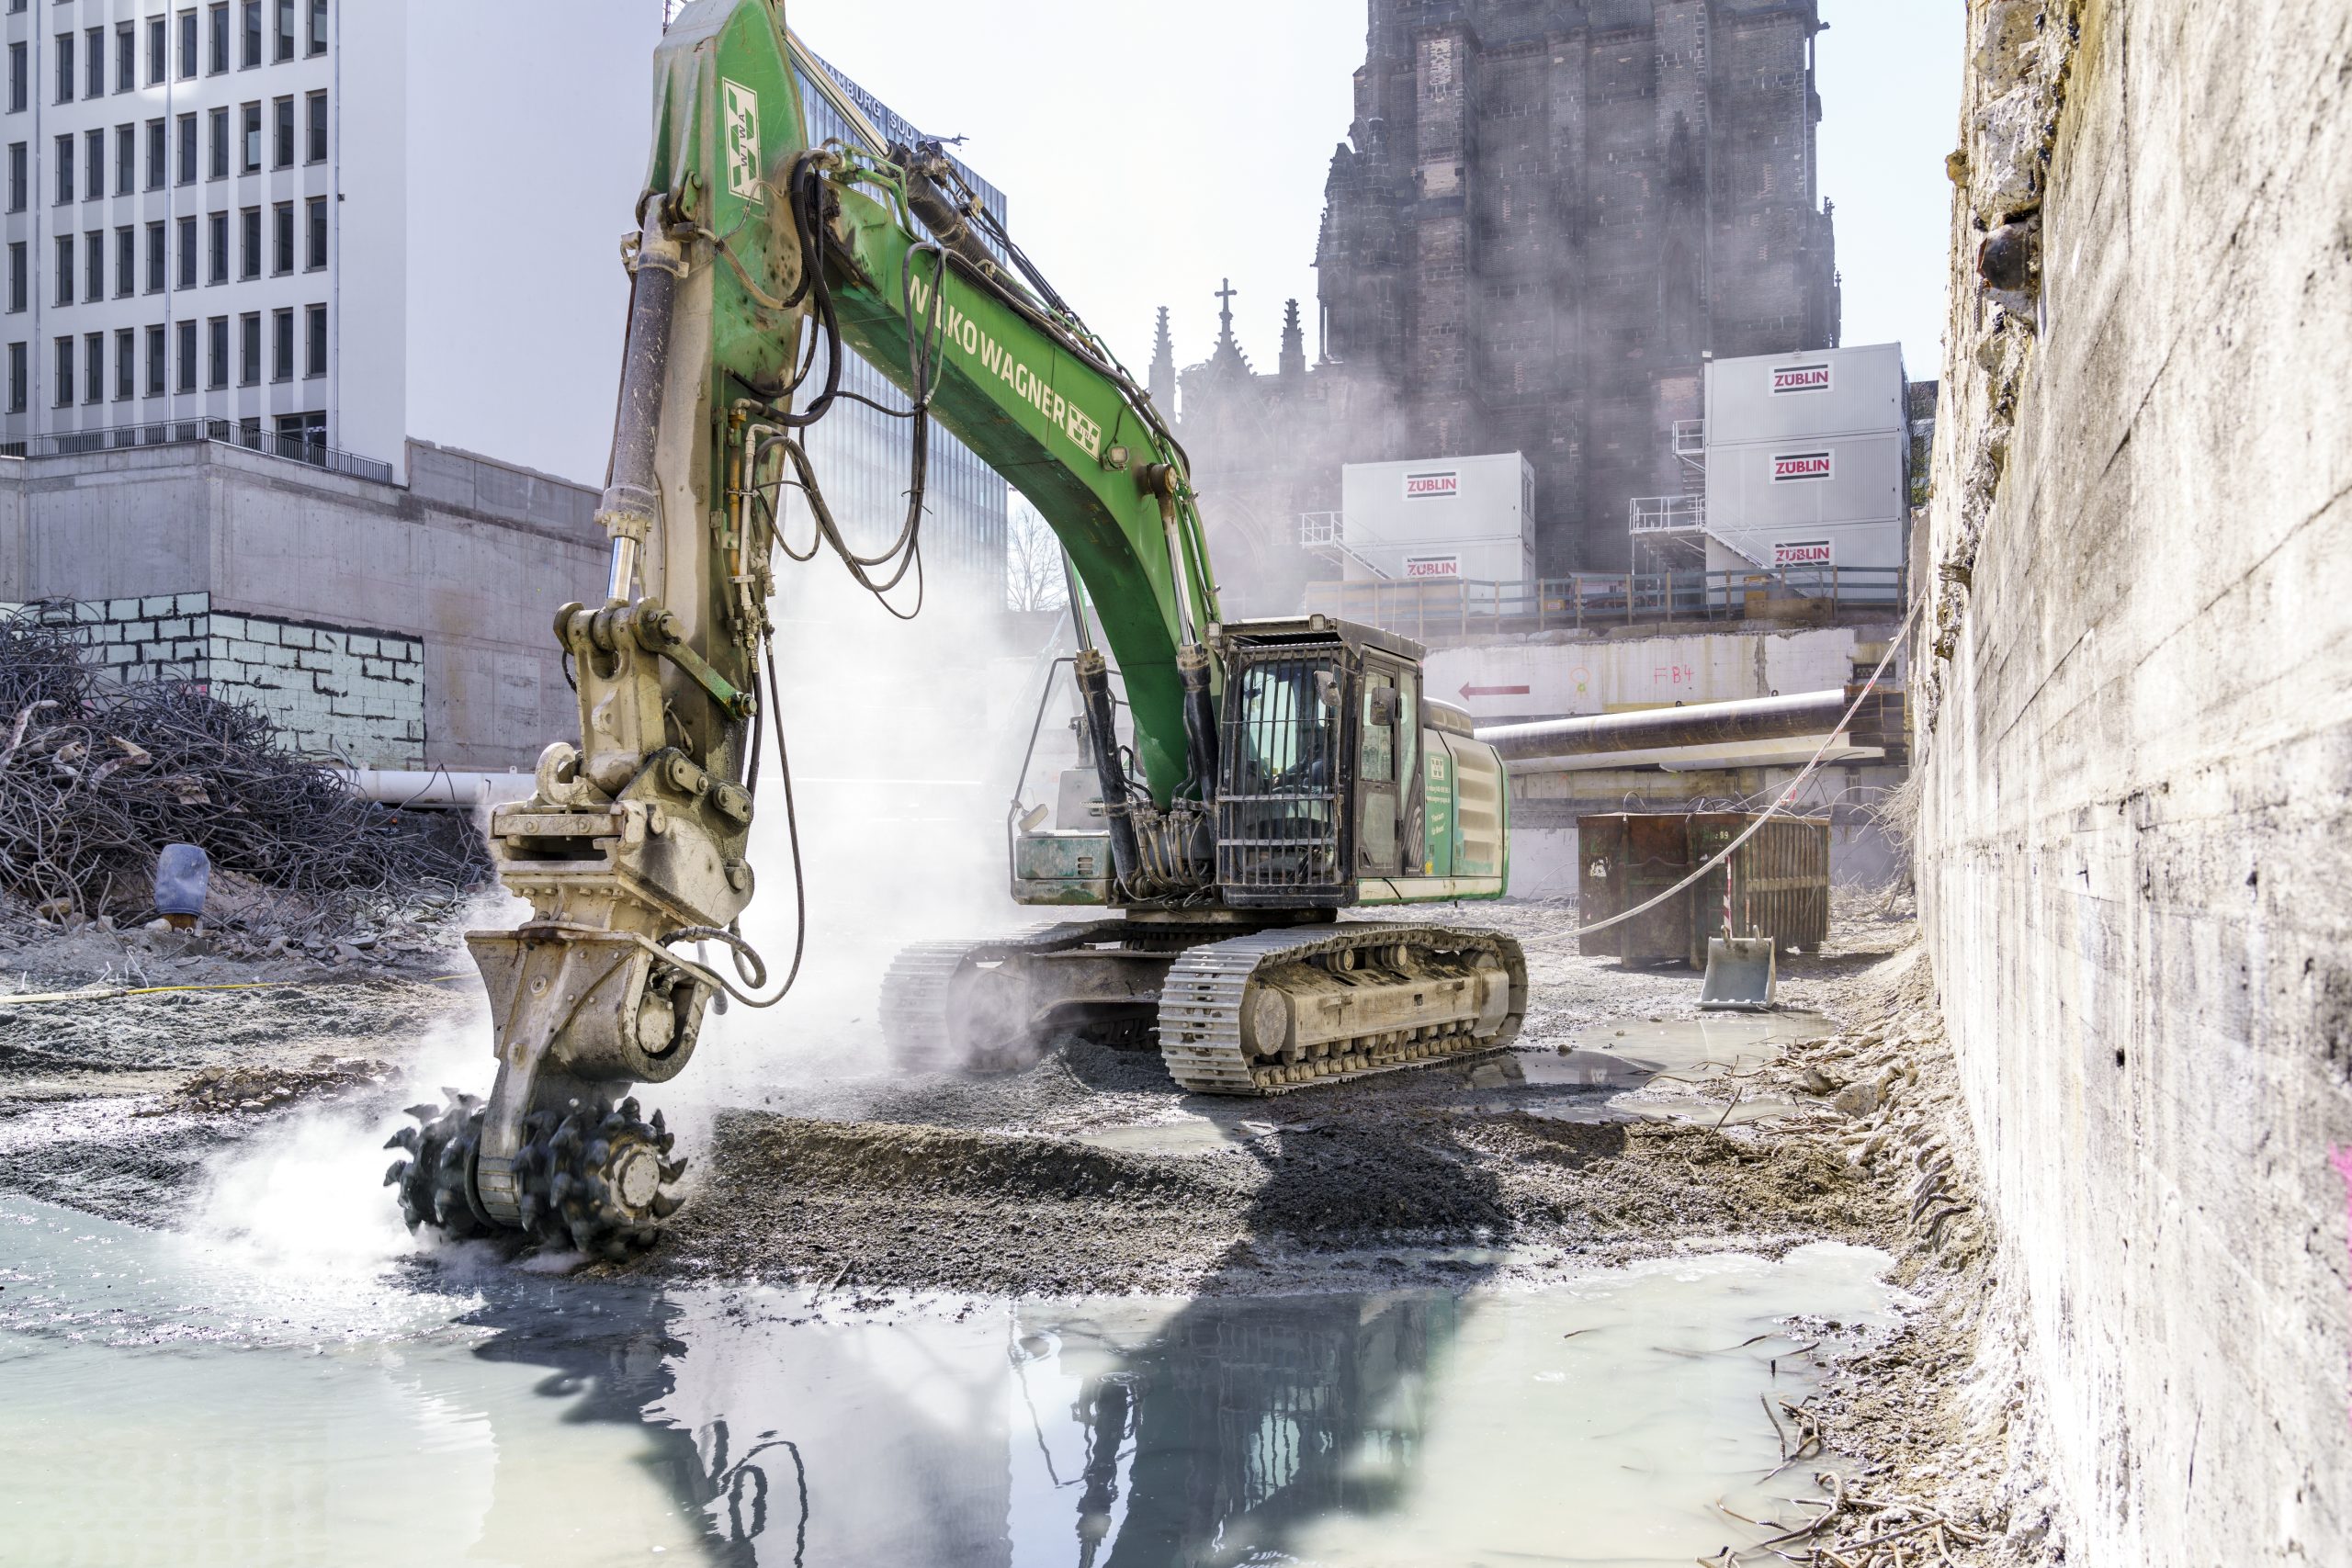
[0,1,383,468]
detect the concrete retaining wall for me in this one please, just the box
[1917,3,2352,1561]
[8,593,429,766]
[0,435,603,770]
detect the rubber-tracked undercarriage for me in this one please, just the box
[882,919,1525,1094]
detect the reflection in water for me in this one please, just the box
[0,1197,1894,1568]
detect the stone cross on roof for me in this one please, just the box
[1216,278,1238,341]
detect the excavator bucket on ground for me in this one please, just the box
[1698,936,1778,1010]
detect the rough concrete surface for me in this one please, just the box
[1919,2,2352,1562]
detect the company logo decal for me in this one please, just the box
[1404,555,1461,579]
[723,79,763,204]
[1774,539,1834,568]
[1404,470,1459,500]
[905,272,1104,459]
[1772,362,1832,394]
[1771,450,1834,482]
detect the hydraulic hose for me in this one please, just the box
[1074,649,1142,893]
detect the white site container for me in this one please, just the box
[1702,343,1909,579]
[1702,433,1909,571]
[1703,342,1908,446]
[1338,452,1536,583]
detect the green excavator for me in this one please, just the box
[387,0,1525,1258]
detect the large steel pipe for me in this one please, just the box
[1475,688,1850,762]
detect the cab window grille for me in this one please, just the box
[1216,649,1349,902]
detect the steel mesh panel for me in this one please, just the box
[1216,651,1345,898]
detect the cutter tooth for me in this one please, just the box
[383,1157,410,1188]
[384,1126,421,1152]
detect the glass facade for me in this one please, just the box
[792,53,1008,608]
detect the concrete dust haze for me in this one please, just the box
[696,548,1056,1097]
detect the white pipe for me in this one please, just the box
[334,769,536,809]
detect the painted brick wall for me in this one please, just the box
[5,592,425,767]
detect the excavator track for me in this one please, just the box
[1158,924,1527,1095]
[879,919,1137,1073]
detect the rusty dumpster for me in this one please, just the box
[1577,811,1832,967]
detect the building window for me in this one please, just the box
[178,10,198,82]
[146,119,165,190]
[85,27,104,101]
[176,215,197,288]
[113,226,132,298]
[242,0,262,70]
[208,107,228,180]
[6,243,21,313]
[52,135,71,206]
[305,300,324,377]
[145,220,164,293]
[115,124,134,197]
[274,0,295,62]
[240,102,260,174]
[6,143,20,213]
[175,319,197,392]
[55,34,73,105]
[52,236,70,305]
[149,17,168,86]
[306,90,327,164]
[239,207,259,278]
[83,333,102,405]
[115,23,135,93]
[271,96,293,169]
[308,0,327,55]
[207,315,227,388]
[238,311,259,385]
[209,4,230,75]
[305,195,326,269]
[271,201,293,275]
[52,336,71,407]
[114,328,133,400]
[207,211,227,285]
[6,43,22,115]
[145,324,165,398]
[270,306,291,381]
[83,128,103,201]
[7,342,24,415]
[177,113,198,186]
[83,231,101,303]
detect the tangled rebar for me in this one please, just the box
[0,608,485,924]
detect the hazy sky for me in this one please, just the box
[413,2,1964,482]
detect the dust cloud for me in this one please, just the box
[689,553,1073,1104]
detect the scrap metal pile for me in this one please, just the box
[0,608,485,923]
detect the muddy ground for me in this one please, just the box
[0,891,2044,1563]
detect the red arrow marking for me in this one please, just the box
[1459,683,1532,699]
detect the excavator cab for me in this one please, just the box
[1013,615,1506,912]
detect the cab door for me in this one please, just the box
[1356,657,1419,879]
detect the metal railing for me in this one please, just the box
[1297,511,1342,547]
[1305,567,1907,642]
[1628,494,1707,533]
[0,418,392,484]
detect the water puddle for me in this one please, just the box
[0,1194,1894,1567]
